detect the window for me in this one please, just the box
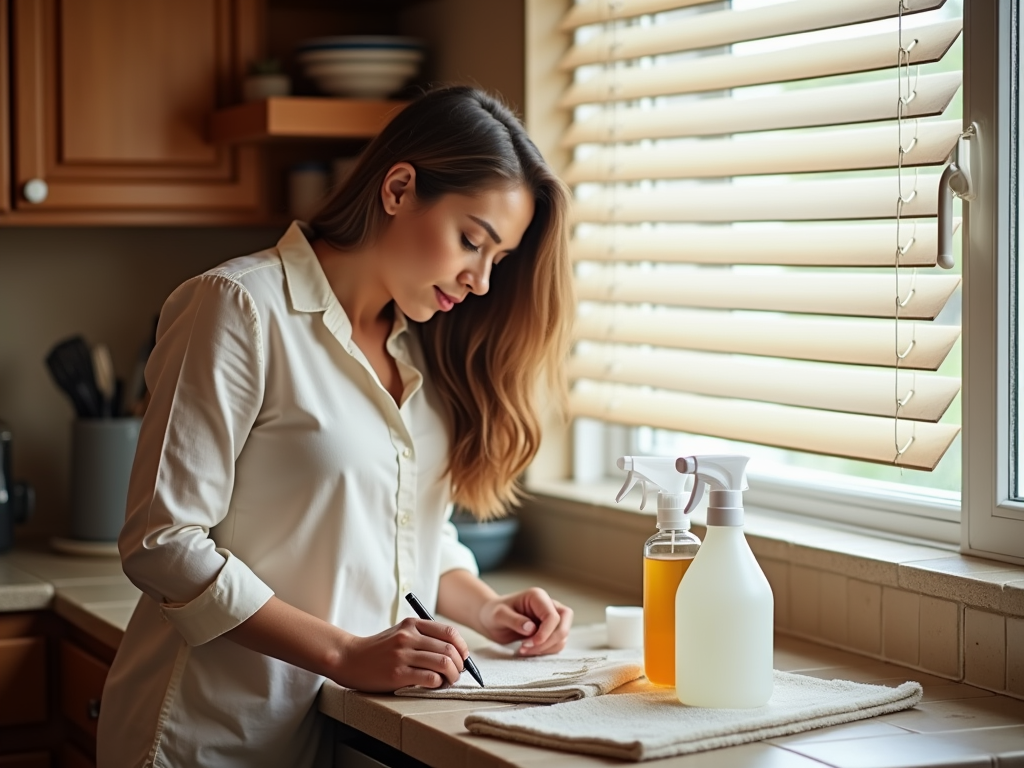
[525,0,1024,558]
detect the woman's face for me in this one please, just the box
[377,164,535,322]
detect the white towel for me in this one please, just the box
[465,671,923,761]
[394,644,644,704]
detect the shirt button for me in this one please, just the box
[399,514,410,527]
[401,581,410,594]
[402,448,412,458]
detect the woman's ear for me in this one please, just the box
[381,162,416,215]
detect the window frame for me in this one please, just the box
[961,0,1024,564]
[524,0,1024,561]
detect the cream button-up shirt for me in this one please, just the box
[97,223,478,768]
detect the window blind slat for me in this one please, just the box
[561,0,710,31]
[560,20,961,107]
[565,120,960,183]
[561,0,945,70]
[562,73,961,146]
[575,306,960,370]
[573,176,942,223]
[568,347,960,421]
[571,220,959,267]
[569,382,960,471]
[559,0,945,32]
[575,270,961,320]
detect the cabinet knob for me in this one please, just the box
[22,178,49,204]
[88,697,101,719]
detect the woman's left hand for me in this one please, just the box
[478,588,574,656]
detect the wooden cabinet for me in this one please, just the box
[0,0,10,215]
[0,614,53,767]
[58,626,116,768]
[4,0,266,225]
[59,642,108,744]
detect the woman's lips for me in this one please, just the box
[435,286,457,311]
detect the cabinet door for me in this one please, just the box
[0,637,47,727]
[59,641,108,742]
[11,0,264,222]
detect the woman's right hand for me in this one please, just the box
[333,617,470,692]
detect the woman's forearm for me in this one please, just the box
[436,568,499,634]
[224,596,351,681]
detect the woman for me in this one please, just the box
[96,86,575,767]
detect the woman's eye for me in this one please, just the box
[461,234,480,253]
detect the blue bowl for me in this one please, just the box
[452,513,520,572]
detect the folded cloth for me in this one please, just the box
[395,644,644,704]
[465,670,923,761]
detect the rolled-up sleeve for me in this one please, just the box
[438,506,479,576]
[119,273,273,646]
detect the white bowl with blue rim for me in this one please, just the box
[296,36,425,98]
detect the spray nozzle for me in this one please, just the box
[674,454,751,525]
[615,458,653,509]
[615,456,691,525]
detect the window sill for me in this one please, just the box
[523,479,1024,618]
[516,479,1024,698]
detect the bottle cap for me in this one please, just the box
[706,489,744,526]
[656,492,691,530]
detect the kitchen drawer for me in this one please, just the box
[0,637,47,726]
[59,641,109,740]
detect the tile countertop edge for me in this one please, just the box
[0,560,55,611]
[521,480,1024,621]
[0,547,138,650]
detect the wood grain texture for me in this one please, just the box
[0,637,47,727]
[61,0,220,164]
[59,641,108,742]
[210,97,408,142]
[0,0,10,214]
[10,0,265,218]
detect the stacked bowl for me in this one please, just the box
[296,36,425,99]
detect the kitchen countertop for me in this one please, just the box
[2,549,1022,767]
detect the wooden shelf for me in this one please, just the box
[209,97,409,143]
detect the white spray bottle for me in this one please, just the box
[616,457,700,687]
[673,455,773,708]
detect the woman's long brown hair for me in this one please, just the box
[310,86,574,519]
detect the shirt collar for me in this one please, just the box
[276,220,412,348]
[277,221,335,313]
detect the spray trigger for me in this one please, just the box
[615,471,637,503]
[639,479,650,510]
[684,480,706,514]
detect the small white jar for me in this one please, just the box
[242,73,291,102]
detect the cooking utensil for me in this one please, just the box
[125,316,158,417]
[91,343,116,418]
[45,336,102,419]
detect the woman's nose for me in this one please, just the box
[462,261,492,296]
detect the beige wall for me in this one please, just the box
[400,0,525,115]
[0,227,281,540]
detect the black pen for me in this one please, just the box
[404,592,485,687]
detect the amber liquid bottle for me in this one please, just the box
[643,526,701,687]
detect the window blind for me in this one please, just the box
[563,0,963,472]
